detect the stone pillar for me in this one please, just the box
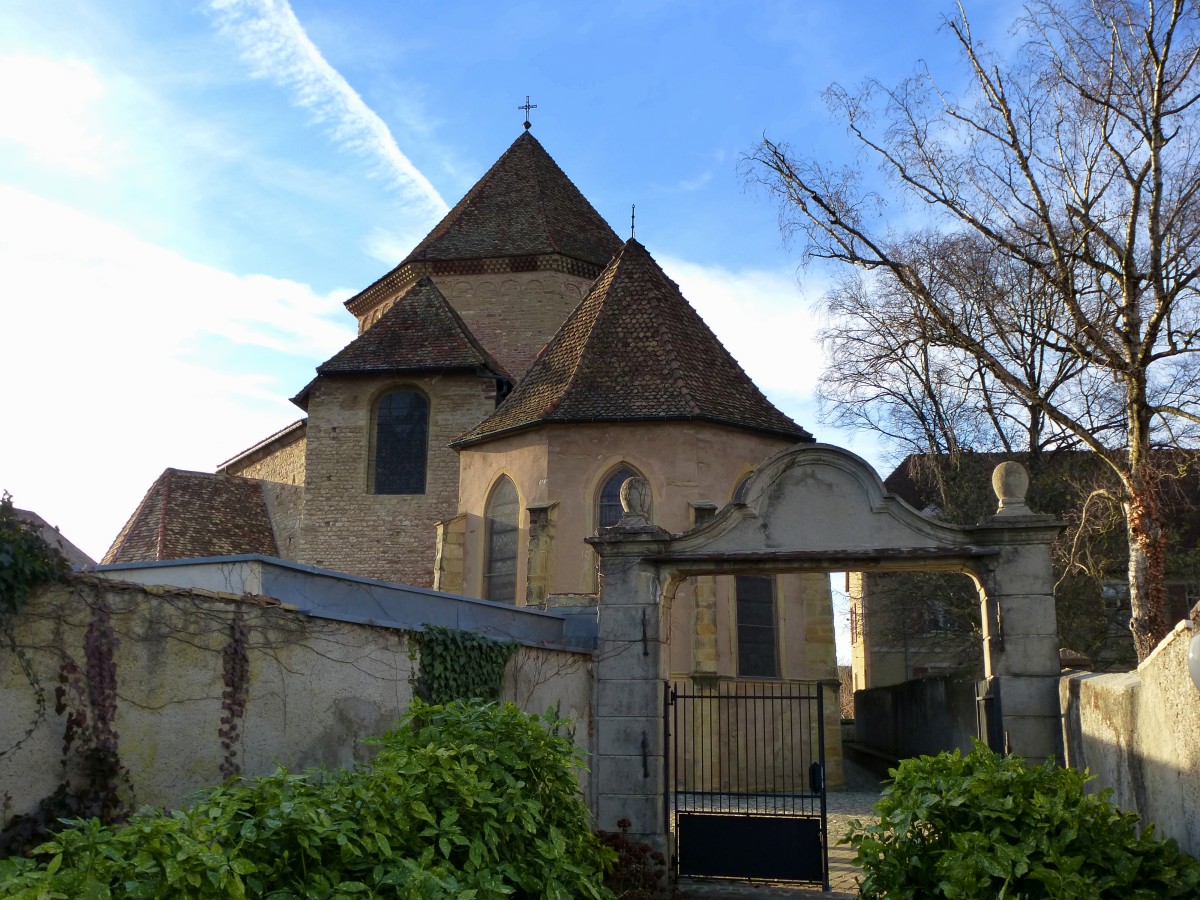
[688,502,719,679]
[968,462,1064,764]
[432,514,466,593]
[525,502,558,607]
[586,478,672,852]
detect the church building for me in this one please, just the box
[104,128,837,691]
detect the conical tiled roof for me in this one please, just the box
[318,278,507,377]
[344,132,621,315]
[102,469,278,564]
[402,131,620,266]
[453,239,814,446]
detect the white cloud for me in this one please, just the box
[0,54,109,174]
[659,255,827,400]
[660,254,891,469]
[0,184,356,562]
[206,0,448,220]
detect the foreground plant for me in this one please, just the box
[0,700,614,899]
[845,744,1200,899]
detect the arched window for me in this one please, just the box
[597,464,642,530]
[372,390,428,494]
[484,476,519,603]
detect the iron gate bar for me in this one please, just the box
[666,680,828,888]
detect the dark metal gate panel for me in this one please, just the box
[665,680,828,888]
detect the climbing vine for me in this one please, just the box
[218,611,250,779]
[412,625,516,705]
[1,592,133,856]
[0,492,68,626]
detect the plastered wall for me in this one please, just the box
[1060,618,1200,857]
[0,578,593,823]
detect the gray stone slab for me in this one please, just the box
[995,674,1059,717]
[598,603,663,642]
[597,718,664,757]
[597,679,664,717]
[994,635,1060,676]
[596,753,663,791]
[596,793,663,834]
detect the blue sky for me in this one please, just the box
[0,0,1021,572]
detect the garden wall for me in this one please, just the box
[854,675,978,762]
[1060,618,1200,858]
[0,575,593,827]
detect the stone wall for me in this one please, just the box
[853,676,979,761]
[434,270,592,379]
[299,372,496,586]
[1059,618,1200,857]
[226,430,307,485]
[0,577,593,824]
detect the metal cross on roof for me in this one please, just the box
[519,95,537,130]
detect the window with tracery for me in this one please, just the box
[371,390,428,494]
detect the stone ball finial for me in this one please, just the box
[619,476,652,526]
[992,461,1030,516]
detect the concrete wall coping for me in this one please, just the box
[95,554,596,653]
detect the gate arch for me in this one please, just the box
[588,443,1062,862]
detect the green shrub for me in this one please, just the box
[845,743,1200,899]
[0,700,615,899]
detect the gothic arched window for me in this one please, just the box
[597,464,642,530]
[372,390,429,494]
[484,476,520,603]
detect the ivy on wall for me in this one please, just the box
[0,493,67,627]
[218,611,250,779]
[412,625,516,705]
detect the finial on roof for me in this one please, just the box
[519,95,537,130]
[631,204,636,238]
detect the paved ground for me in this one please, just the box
[676,760,884,899]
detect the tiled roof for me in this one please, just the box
[344,131,621,312]
[319,278,508,378]
[16,509,96,570]
[102,469,279,564]
[453,239,814,446]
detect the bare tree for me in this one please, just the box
[747,0,1200,659]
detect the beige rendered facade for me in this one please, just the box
[450,420,835,684]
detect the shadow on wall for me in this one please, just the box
[1059,618,1200,858]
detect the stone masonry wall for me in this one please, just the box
[262,482,304,561]
[299,372,496,586]
[1,578,593,822]
[226,432,307,485]
[435,270,593,378]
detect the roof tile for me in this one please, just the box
[319,277,507,378]
[344,132,621,313]
[102,469,279,564]
[454,239,813,445]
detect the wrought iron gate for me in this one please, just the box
[665,680,828,888]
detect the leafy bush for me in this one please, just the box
[0,492,67,623]
[845,743,1200,899]
[0,700,615,899]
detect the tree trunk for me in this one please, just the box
[1125,489,1170,661]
